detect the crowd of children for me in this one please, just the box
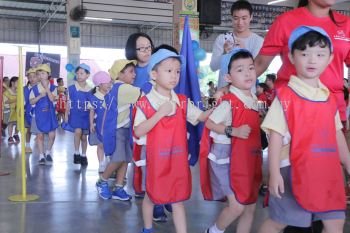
[1,23,350,233]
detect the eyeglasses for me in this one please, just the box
[136,45,152,52]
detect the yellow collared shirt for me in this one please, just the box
[261,76,343,167]
[133,87,202,145]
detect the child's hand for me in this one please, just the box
[158,101,173,117]
[223,40,233,54]
[232,124,251,139]
[40,91,46,98]
[90,125,95,133]
[269,173,284,199]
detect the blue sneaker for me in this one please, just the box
[164,203,172,213]
[140,228,153,233]
[153,205,167,222]
[112,187,132,201]
[96,180,112,200]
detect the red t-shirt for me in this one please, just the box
[259,7,350,120]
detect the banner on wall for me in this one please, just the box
[25,52,61,78]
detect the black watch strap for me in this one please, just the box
[225,126,233,138]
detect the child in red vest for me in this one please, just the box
[200,48,262,233]
[259,26,350,233]
[133,49,210,233]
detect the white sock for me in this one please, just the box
[26,143,30,147]
[209,224,224,233]
[75,150,80,155]
[81,154,86,157]
[46,150,51,155]
[39,154,45,159]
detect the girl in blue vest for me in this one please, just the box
[88,71,112,173]
[29,64,58,165]
[24,68,38,153]
[95,59,141,201]
[64,63,91,166]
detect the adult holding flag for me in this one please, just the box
[175,15,204,166]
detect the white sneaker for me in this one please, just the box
[98,163,106,173]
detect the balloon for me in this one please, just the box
[191,40,200,50]
[65,63,74,72]
[194,48,206,61]
[67,72,75,79]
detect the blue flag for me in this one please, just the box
[175,16,204,166]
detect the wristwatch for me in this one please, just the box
[225,126,233,138]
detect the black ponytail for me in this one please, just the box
[298,0,344,26]
[91,86,97,95]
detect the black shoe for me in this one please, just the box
[45,154,53,165]
[39,157,46,165]
[73,154,81,164]
[80,156,88,166]
[13,134,20,143]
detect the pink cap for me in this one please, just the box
[93,71,111,86]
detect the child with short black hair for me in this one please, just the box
[95,59,141,201]
[200,48,262,233]
[64,63,91,166]
[259,26,350,233]
[133,49,210,233]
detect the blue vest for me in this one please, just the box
[89,93,105,142]
[68,84,91,130]
[24,85,33,126]
[140,81,153,94]
[32,84,58,133]
[102,82,123,155]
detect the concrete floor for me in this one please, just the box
[0,128,349,233]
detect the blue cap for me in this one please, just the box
[220,48,252,75]
[288,26,333,52]
[76,63,91,73]
[147,49,186,74]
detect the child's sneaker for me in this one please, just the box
[39,157,46,165]
[80,156,88,166]
[13,134,20,143]
[164,203,172,213]
[73,154,81,164]
[96,180,112,199]
[153,205,167,222]
[8,137,15,144]
[135,192,145,198]
[112,187,132,201]
[45,154,53,165]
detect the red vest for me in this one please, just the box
[277,86,346,212]
[56,93,66,113]
[133,95,191,204]
[200,93,262,204]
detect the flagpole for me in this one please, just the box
[8,47,39,202]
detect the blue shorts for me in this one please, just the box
[268,166,345,227]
